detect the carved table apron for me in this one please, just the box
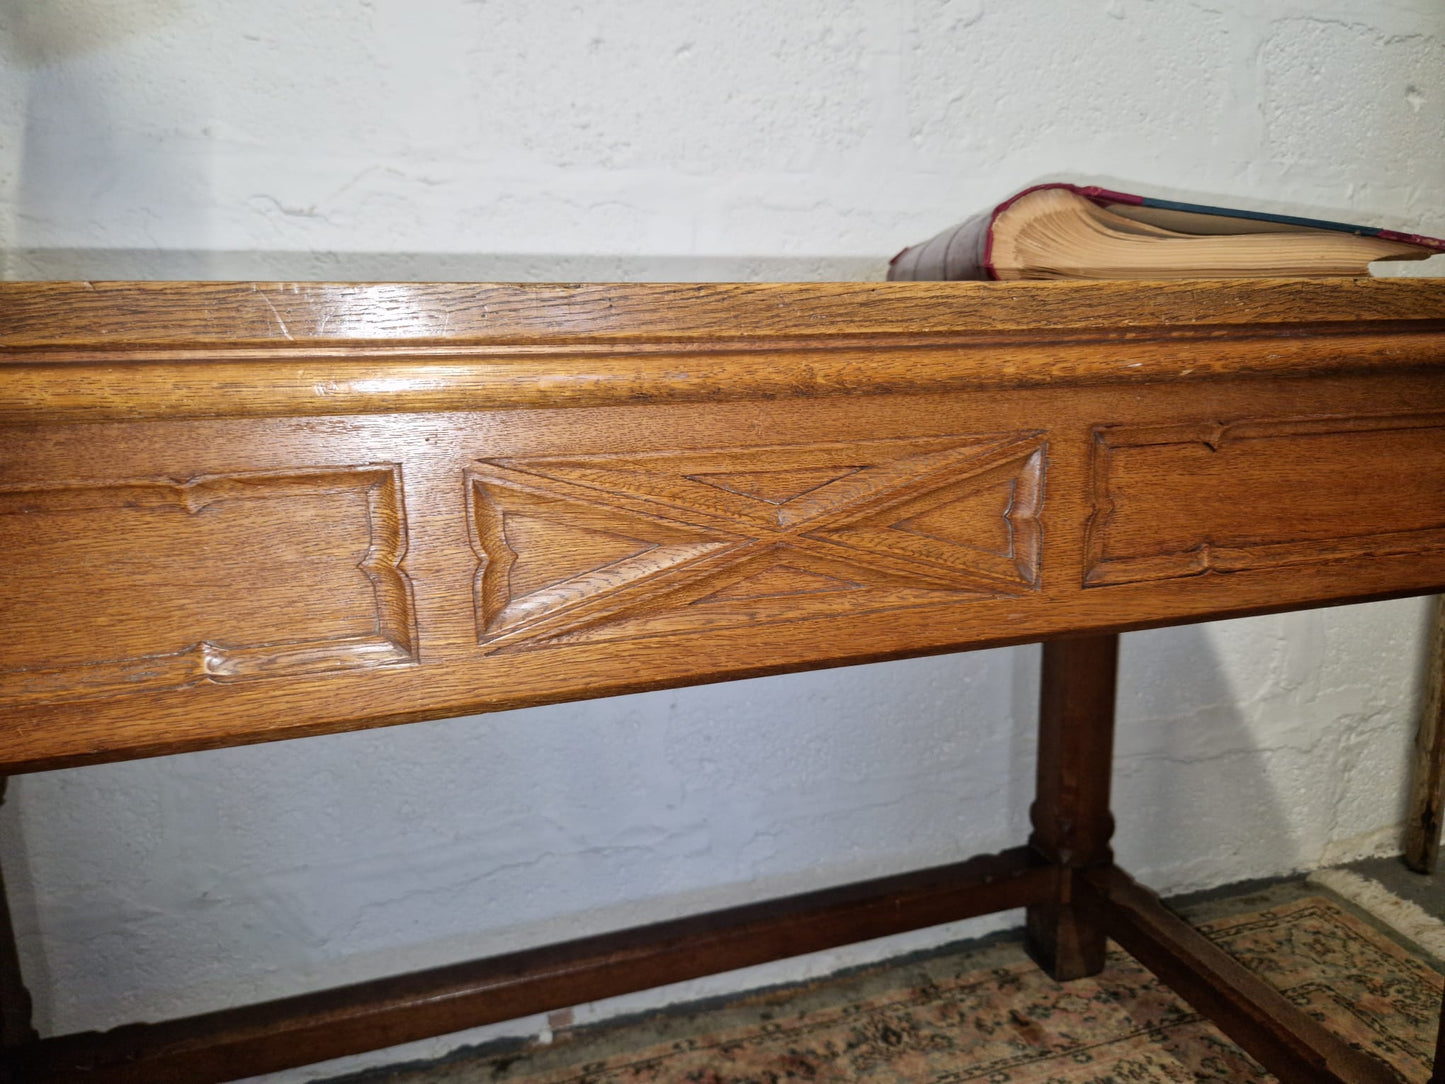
[1,279,1443,1083]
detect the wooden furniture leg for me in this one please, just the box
[1079,866,1402,1084]
[1433,984,1445,1084]
[14,853,1053,1082]
[1406,595,1445,873]
[1026,634,1119,980]
[0,781,36,1084]
[2,280,1443,1081]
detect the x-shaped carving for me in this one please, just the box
[466,433,1045,652]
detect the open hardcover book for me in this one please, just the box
[888,184,1445,280]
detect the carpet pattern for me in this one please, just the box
[484,897,1441,1084]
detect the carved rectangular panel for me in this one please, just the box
[1085,414,1445,587]
[467,434,1046,652]
[0,465,416,704]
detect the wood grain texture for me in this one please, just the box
[16,848,1050,1084]
[468,434,1044,651]
[0,465,415,706]
[2,278,1444,1082]
[4,278,1445,347]
[1406,595,1445,872]
[0,280,1443,772]
[1086,414,1445,587]
[1,279,1444,424]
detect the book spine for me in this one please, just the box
[890,184,1105,280]
[887,210,994,281]
[888,183,1445,281]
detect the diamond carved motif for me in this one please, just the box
[466,434,1046,652]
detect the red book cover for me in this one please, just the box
[888,183,1445,280]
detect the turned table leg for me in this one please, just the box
[1026,634,1120,980]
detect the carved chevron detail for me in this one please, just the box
[467,434,1046,652]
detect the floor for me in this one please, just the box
[1344,853,1444,916]
[322,853,1445,1083]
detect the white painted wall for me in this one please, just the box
[1,1,1442,1080]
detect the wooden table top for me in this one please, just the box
[2,278,1443,773]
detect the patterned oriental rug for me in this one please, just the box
[399,895,1441,1084]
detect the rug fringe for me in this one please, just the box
[1307,868,1445,963]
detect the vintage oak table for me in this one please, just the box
[1,278,1443,1083]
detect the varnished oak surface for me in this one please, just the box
[2,278,1444,774]
[2,278,1443,1083]
[3,278,1445,423]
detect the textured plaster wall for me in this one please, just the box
[1,1,1442,1080]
